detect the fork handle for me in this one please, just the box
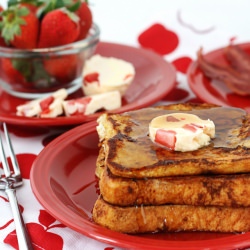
[5,188,34,250]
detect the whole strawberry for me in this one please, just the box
[0,5,7,47]
[43,54,78,84]
[0,4,39,49]
[0,58,31,87]
[76,1,92,39]
[38,7,80,48]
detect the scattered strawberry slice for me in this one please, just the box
[38,7,80,48]
[0,4,39,49]
[155,129,177,150]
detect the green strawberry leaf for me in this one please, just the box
[0,6,29,44]
[30,60,52,84]
[7,0,19,7]
[37,0,65,18]
[11,58,53,86]
[11,58,33,80]
[8,0,43,7]
[63,0,81,12]
[37,0,82,18]
[39,0,64,13]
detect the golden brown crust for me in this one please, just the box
[100,167,250,207]
[93,103,250,234]
[97,103,250,178]
[93,197,250,234]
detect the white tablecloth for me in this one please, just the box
[0,0,250,249]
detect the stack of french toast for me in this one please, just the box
[92,103,250,234]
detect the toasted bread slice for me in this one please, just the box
[93,196,250,234]
[96,103,250,178]
[99,166,250,207]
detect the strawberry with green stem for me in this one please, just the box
[7,0,43,13]
[38,6,80,48]
[0,3,39,87]
[38,0,92,40]
[0,4,39,49]
[38,4,81,83]
[63,0,92,40]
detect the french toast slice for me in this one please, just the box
[96,103,250,178]
[93,196,250,234]
[100,166,250,207]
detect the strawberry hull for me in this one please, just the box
[0,24,100,99]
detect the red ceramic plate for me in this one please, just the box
[30,122,250,250]
[187,42,250,113]
[0,42,176,127]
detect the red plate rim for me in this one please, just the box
[30,121,250,250]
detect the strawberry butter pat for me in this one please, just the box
[82,54,135,96]
[149,113,215,152]
[16,88,68,118]
[63,90,121,116]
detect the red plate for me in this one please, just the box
[30,122,250,250]
[0,42,176,127]
[187,42,250,113]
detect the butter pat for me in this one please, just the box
[82,54,135,96]
[149,113,215,152]
[63,90,121,116]
[16,88,68,118]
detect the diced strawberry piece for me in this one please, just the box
[84,72,99,85]
[40,109,51,115]
[183,124,197,133]
[166,115,180,122]
[155,129,176,150]
[40,96,54,111]
[191,123,203,128]
[123,74,133,81]
[66,97,91,115]
[75,96,92,105]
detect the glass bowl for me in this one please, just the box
[0,23,100,99]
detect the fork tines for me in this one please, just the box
[0,123,22,186]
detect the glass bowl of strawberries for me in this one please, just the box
[0,0,100,99]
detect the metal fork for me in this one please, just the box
[0,123,33,250]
